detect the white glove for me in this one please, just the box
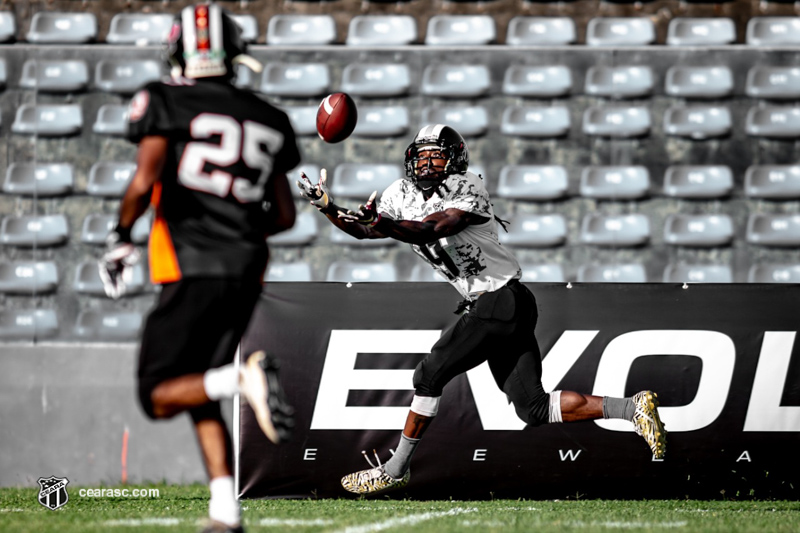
[98,230,141,300]
[296,168,333,210]
[338,191,381,227]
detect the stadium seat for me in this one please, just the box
[11,104,82,137]
[95,59,163,95]
[421,65,491,98]
[0,11,16,42]
[285,106,318,136]
[80,213,151,245]
[341,63,411,97]
[0,58,6,89]
[666,18,736,46]
[331,164,403,199]
[19,59,89,93]
[747,263,800,283]
[586,17,655,46]
[501,106,571,138]
[346,15,418,46]
[93,104,128,136]
[286,163,322,198]
[520,263,566,282]
[231,14,258,43]
[3,163,74,197]
[584,66,654,99]
[0,214,69,247]
[425,15,496,46]
[662,263,733,283]
[265,262,313,282]
[744,165,800,199]
[407,263,448,282]
[745,106,800,138]
[746,213,800,246]
[234,62,257,91]
[74,310,143,340]
[26,12,97,43]
[579,166,650,200]
[496,165,569,201]
[0,309,58,340]
[577,263,647,282]
[580,214,650,247]
[260,63,330,97]
[267,14,336,45]
[87,162,136,197]
[746,66,800,100]
[663,214,734,247]
[506,17,576,46]
[663,106,732,139]
[746,17,800,47]
[665,66,734,99]
[267,211,318,246]
[663,166,733,199]
[326,261,398,282]
[330,229,397,248]
[502,65,572,98]
[353,106,409,138]
[582,106,651,138]
[0,261,59,294]
[106,13,173,45]
[421,106,488,138]
[74,260,145,296]
[498,214,568,247]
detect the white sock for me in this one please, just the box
[203,364,239,401]
[209,476,240,526]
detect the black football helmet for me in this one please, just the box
[404,124,469,191]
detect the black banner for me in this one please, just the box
[238,283,800,500]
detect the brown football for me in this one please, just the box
[316,92,358,143]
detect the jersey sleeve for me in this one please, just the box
[442,172,493,218]
[125,83,173,144]
[377,180,405,220]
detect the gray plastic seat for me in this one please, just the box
[501,106,570,138]
[577,264,647,283]
[330,229,397,248]
[580,213,650,247]
[421,106,488,138]
[663,166,733,199]
[421,65,490,98]
[74,260,145,296]
[95,59,163,95]
[326,261,398,282]
[353,106,409,138]
[3,163,74,196]
[425,15,496,46]
[27,12,97,43]
[233,62,257,91]
[74,310,143,340]
[667,18,735,46]
[664,214,734,247]
[0,214,69,247]
[746,213,800,246]
[746,17,800,47]
[744,165,800,199]
[287,164,322,198]
[498,214,567,247]
[0,261,59,294]
[0,12,16,42]
[106,13,173,45]
[580,166,650,200]
[267,211,318,246]
[267,14,335,45]
[746,106,800,138]
[265,262,313,282]
[260,63,330,97]
[93,104,128,136]
[748,263,800,283]
[582,106,651,138]
[284,106,318,136]
[87,161,136,197]
[506,17,576,46]
[12,104,82,137]
[496,165,568,201]
[665,66,733,99]
[663,263,733,283]
[80,213,150,245]
[341,64,411,97]
[407,264,448,283]
[331,164,403,199]
[746,66,800,100]
[503,65,572,98]
[520,263,566,283]
[0,309,58,340]
[0,58,6,89]
[19,59,89,93]
[663,106,731,139]
[346,15,417,46]
[586,17,655,46]
[585,66,654,99]
[231,14,258,43]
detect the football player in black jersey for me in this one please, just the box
[99,5,299,532]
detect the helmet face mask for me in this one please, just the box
[404,125,469,192]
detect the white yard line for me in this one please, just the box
[332,507,477,533]
[259,518,335,527]
[565,521,688,529]
[103,517,182,527]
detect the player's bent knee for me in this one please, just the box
[511,389,552,427]
[137,383,159,420]
[412,360,446,397]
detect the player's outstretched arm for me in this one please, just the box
[364,208,489,246]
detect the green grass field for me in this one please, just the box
[1,485,797,533]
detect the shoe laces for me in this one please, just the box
[357,450,387,481]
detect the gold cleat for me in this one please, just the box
[632,390,667,459]
[341,450,410,495]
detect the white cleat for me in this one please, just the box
[239,351,294,444]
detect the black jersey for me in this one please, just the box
[126,77,301,283]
